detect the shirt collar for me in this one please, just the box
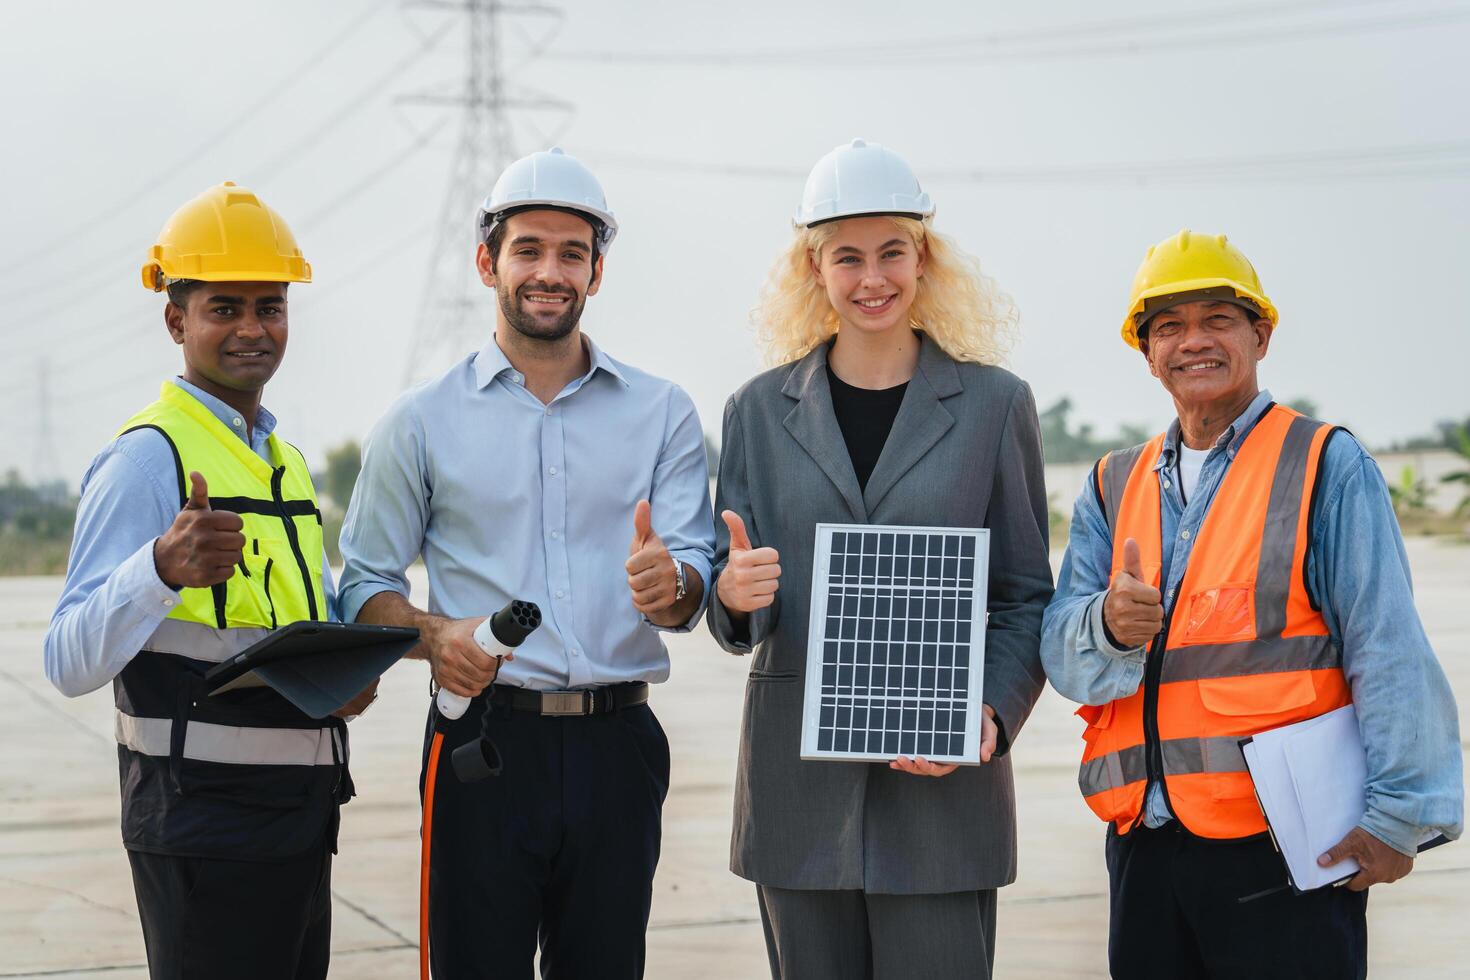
[1156,389,1274,471]
[471,332,629,391]
[168,376,277,445]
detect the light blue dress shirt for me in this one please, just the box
[337,335,716,691]
[1042,390,1463,856]
[45,378,338,698]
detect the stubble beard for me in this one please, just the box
[499,282,585,344]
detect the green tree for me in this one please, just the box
[1388,465,1430,519]
[1385,414,1470,452]
[1038,398,1149,464]
[318,441,362,512]
[1284,397,1320,419]
[1440,424,1470,518]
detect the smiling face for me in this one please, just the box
[165,281,288,399]
[1141,299,1272,416]
[477,208,602,343]
[811,216,924,339]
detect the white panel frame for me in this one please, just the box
[800,523,989,765]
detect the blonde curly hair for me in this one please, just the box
[755,217,1018,367]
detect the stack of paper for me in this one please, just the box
[1242,705,1370,891]
[1242,704,1443,892]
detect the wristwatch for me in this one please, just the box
[672,556,687,601]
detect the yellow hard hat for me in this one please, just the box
[141,181,311,291]
[1120,229,1276,349]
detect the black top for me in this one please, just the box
[826,363,908,492]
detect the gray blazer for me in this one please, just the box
[707,333,1053,894]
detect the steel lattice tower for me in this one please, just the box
[401,0,567,384]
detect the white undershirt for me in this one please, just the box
[1177,445,1210,503]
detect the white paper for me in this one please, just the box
[1244,705,1363,891]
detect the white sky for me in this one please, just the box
[2,0,1467,485]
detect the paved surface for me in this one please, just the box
[1,539,1465,978]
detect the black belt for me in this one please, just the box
[488,682,648,717]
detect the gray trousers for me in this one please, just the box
[757,885,996,980]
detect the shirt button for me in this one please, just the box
[1180,528,1192,539]
[231,417,242,428]
[1162,478,1171,489]
[570,649,581,658]
[556,590,565,599]
[549,466,558,476]
[550,530,560,539]
[545,407,553,416]
[162,598,174,607]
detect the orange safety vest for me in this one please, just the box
[1076,403,1351,839]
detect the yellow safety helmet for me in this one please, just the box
[1121,229,1276,350]
[141,181,311,292]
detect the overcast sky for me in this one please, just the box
[2,0,1467,486]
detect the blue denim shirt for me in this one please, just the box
[1041,390,1463,855]
[45,378,337,697]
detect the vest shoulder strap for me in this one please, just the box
[1302,423,1348,612]
[117,423,187,508]
[1097,439,1162,537]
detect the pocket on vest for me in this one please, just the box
[1179,583,1254,644]
[1196,671,1317,721]
[1076,701,1115,745]
[227,544,280,629]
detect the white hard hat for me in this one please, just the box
[479,147,619,252]
[794,139,935,228]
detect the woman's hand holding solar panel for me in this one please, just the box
[716,510,782,619]
[889,705,998,777]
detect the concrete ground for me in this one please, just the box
[1,538,1466,978]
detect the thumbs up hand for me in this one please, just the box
[152,472,247,589]
[626,499,681,618]
[1102,536,1164,649]
[715,510,782,616]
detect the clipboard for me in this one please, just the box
[1239,704,1450,895]
[204,621,419,719]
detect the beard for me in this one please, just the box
[498,280,585,342]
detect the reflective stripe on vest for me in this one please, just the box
[116,710,342,767]
[1076,405,1349,839]
[142,618,272,663]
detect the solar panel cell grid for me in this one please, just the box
[801,523,988,764]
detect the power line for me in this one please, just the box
[400,0,572,383]
[3,16,452,328]
[588,139,1470,185]
[14,124,451,366]
[250,20,456,184]
[550,0,1470,67]
[0,0,394,283]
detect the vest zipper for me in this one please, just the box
[271,466,319,621]
[263,558,278,629]
[1143,594,1180,823]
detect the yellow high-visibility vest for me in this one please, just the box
[118,382,326,629]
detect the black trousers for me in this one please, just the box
[422,698,670,980]
[127,841,332,980]
[1106,822,1368,979]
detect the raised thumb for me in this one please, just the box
[723,510,752,552]
[1122,537,1144,581]
[185,471,211,511]
[632,499,653,547]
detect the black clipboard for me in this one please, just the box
[204,621,419,719]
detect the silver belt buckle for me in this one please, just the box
[541,691,586,716]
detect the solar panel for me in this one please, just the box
[800,524,989,765]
